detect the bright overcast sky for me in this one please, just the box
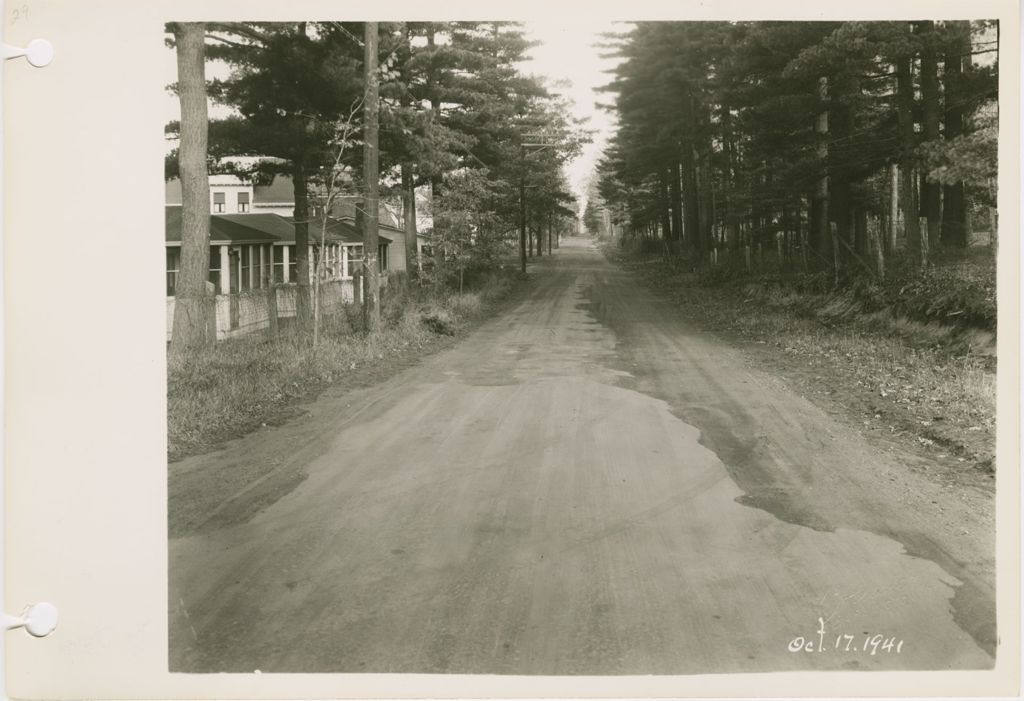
[518,20,625,207]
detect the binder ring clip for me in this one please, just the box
[3,602,58,637]
[3,38,53,67]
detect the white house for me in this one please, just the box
[165,204,393,341]
[166,174,429,275]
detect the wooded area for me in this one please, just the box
[587,21,998,280]
[166,21,587,355]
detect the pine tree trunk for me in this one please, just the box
[919,20,942,247]
[721,105,740,252]
[811,76,831,268]
[896,56,921,263]
[831,178,851,267]
[941,21,970,248]
[699,155,714,254]
[401,163,418,276]
[291,160,312,323]
[170,22,214,354]
[362,22,381,332]
[888,162,899,251]
[426,26,443,200]
[519,173,527,273]
[669,159,683,247]
[659,169,672,241]
[680,142,700,252]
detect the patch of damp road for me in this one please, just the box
[172,366,991,672]
[568,275,992,669]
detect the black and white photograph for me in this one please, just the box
[161,18,1006,677]
[153,15,1017,683]
[3,0,1020,695]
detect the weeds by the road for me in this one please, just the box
[168,271,520,461]
[604,243,997,478]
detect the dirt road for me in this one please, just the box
[169,236,994,673]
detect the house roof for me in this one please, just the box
[286,216,393,245]
[166,207,291,244]
[253,175,296,203]
[329,197,402,230]
[166,206,392,246]
[168,175,409,231]
[337,217,406,237]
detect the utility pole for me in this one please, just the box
[518,130,555,272]
[362,21,381,331]
[518,142,527,274]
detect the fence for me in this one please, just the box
[166,280,355,342]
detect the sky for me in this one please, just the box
[517,20,625,208]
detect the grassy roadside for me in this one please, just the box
[167,269,524,461]
[602,242,997,485]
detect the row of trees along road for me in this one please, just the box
[590,21,998,279]
[167,21,587,355]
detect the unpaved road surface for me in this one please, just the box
[169,236,994,674]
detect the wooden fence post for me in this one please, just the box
[919,217,930,269]
[266,283,279,338]
[205,280,217,342]
[830,221,840,286]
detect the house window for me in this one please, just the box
[287,245,297,282]
[166,247,180,296]
[314,245,332,281]
[272,245,285,283]
[346,245,362,277]
[238,192,250,213]
[378,244,388,273]
[240,245,251,291]
[213,192,226,213]
[209,246,221,290]
[259,244,270,287]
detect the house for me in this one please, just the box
[165,204,393,341]
[166,173,430,274]
[284,214,392,283]
[165,174,255,215]
[251,175,431,273]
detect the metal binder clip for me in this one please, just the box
[3,602,58,637]
[3,38,53,67]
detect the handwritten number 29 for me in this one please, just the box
[10,4,28,24]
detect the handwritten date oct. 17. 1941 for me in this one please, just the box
[789,617,905,655]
